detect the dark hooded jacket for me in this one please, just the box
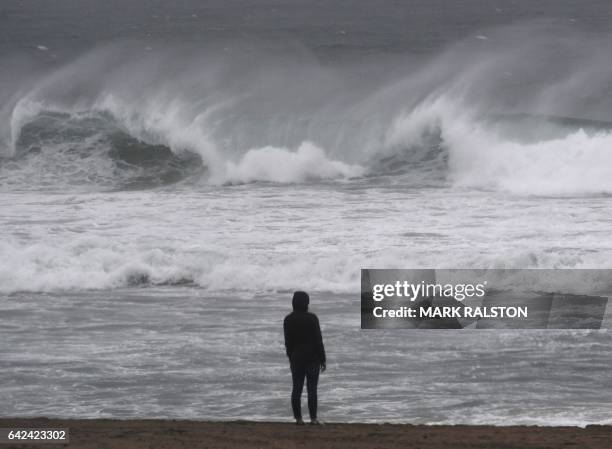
[283,292,326,366]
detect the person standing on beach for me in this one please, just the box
[283,291,326,425]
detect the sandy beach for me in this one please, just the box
[1,419,610,449]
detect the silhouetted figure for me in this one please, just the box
[283,291,326,425]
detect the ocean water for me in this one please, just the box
[2,289,612,426]
[1,0,612,425]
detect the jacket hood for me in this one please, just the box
[292,291,309,312]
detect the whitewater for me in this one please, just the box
[3,25,612,292]
[1,4,612,426]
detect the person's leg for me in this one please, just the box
[305,362,320,422]
[290,362,306,422]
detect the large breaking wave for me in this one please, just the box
[2,22,612,194]
[4,22,612,294]
[2,110,204,190]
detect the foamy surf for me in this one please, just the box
[3,4,612,429]
[218,142,365,184]
[1,24,612,194]
[3,101,612,194]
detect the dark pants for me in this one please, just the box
[290,361,320,420]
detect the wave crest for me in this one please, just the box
[0,110,204,191]
[3,24,612,194]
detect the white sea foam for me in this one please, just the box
[386,97,612,195]
[446,125,612,195]
[2,180,611,295]
[217,142,365,184]
[0,237,362,294]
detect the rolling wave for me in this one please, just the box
[3,105,612,194]
[0,111,203,191]
[2,23,612,193]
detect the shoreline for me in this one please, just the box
[1,418,610,449]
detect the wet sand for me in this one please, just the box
[1,418,611,449]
